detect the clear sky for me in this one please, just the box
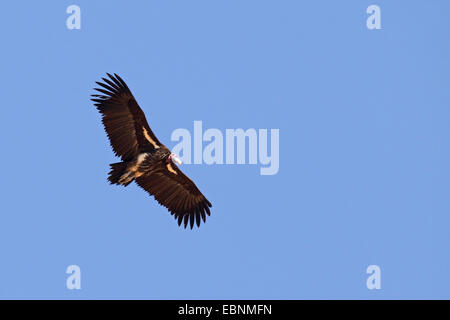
[0,1,448,299]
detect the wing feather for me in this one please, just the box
[135,163,212,229]
[91,73,163,161]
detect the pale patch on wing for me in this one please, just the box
[166,163,178,175]
[137,153,148,164]
[118,171,134,184]
[119,153,149,183]
[143,127,159,149]
[131,153,149,177]
[135,171,145,178]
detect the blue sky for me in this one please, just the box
[0,1,448,299]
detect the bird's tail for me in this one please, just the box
[108,162,133,186]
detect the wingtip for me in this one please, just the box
[183,215,189,229]
[177,215,183,226]
[190,213,195,229]
[195,211,201,228]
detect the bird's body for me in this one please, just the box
[109,152,154,186]
[91,73,211,229]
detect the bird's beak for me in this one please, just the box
[171,154,182,165]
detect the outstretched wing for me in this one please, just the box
[135,162,212,229]
[91,73,163,161]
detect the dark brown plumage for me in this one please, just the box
[91,73,212,229]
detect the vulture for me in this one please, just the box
[91,73,212,229]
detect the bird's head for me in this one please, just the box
[167,153,182,165]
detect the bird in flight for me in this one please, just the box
[91,73,212,229]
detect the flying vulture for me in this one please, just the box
[91,73,212,229]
